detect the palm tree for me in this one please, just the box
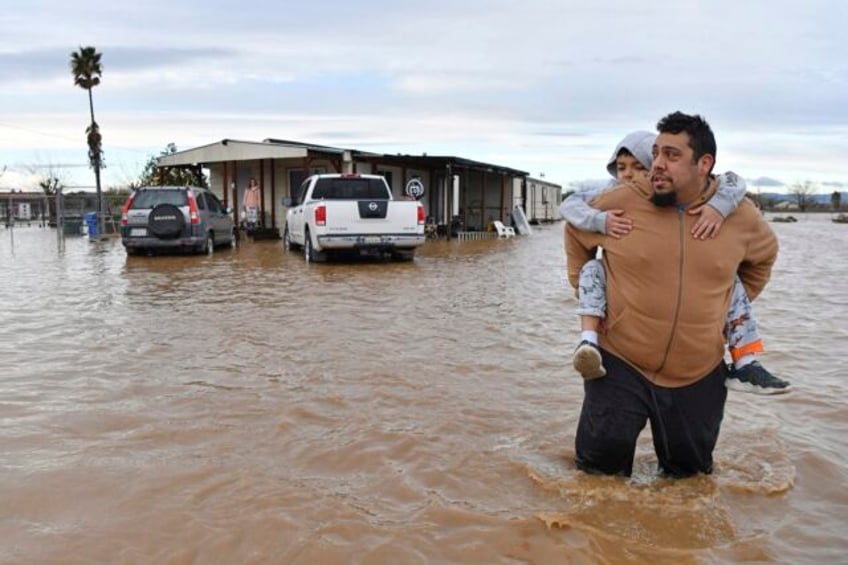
[70,46,104,235]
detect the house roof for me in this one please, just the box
[261,138,356,155]
[351,151,529,177]
[157,138,351,168]
[0,190,46,199]
[157,137,530,179]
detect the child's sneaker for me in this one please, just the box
[573,341,606,380]
[726,361,791,395]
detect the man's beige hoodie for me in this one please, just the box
[565,176,778,387]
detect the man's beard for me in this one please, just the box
[651,190,678,207]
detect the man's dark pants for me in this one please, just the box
[575,350,728,478]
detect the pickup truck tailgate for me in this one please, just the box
[323,201,421,235]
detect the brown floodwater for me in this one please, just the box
[0,215,845,564]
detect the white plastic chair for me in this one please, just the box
[492,220,515,238]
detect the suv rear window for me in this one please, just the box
[131,189,188,209]
[311,178,389,200]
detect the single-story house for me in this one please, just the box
[523,177,563,224]
[156,138,558,237]
[1,191,51,223]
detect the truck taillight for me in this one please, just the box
[187,193,200,224]
[417,204,425,225]
[120,193,135,226]
[315,204,327,226]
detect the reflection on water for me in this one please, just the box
[0,215,846,564]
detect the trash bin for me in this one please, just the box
[85,212,98,237]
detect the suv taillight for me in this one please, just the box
[315,204,326,226]
[120,193,135,226]
[417,204,425,225]
[187,193,200,225]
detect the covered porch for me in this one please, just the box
[351,152,527,236]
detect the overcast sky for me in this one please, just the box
[1,0,845,193]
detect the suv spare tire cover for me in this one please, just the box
[148,203,186,238]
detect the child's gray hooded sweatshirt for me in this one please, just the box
[559,130,745,233]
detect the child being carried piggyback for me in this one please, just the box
[560,130,791,394]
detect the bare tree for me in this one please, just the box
[789,180,818,212]
[28,163,67,194]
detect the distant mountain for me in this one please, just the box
[757,191,847,204]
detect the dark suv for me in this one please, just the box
[120,186,236,255]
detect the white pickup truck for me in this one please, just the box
[284,173,426,262]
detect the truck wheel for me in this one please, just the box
[303,232,326,263]
[391,249,415,262]
[283,226,299,252]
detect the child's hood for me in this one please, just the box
[606,130,655,177]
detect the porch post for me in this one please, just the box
[260,159,266,227]
[222,164,229,207]
[481,170,487,231]
[500,174,507,224]
[270,160,277,229]
[231,160,239,227]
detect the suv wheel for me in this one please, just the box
[204,232,215,255]
[147,203,185,239]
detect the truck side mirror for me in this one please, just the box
[283,197,293,207]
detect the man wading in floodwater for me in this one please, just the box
[565,111,779,477]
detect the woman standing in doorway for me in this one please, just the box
[243,177,261,230]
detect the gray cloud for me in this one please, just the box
[0,46,236,82]
[105,46,237,71]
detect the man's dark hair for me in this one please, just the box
[656,111,716,173]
